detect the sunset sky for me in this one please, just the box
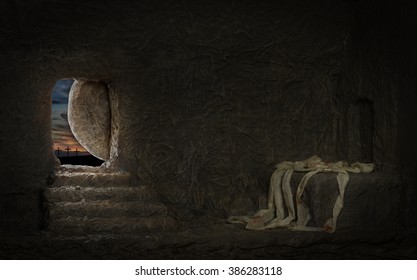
[51,79,90,157]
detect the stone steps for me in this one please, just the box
[45,169,177,234]
[45,186,155,203]
[52,170,131,188]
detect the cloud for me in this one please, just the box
[51,79,74,105]
[60,112,68,121]
[52,123,70,131]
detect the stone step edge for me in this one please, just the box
[47,185,146,189]
[52,172,132,188]
[45,185,154,193]
[48,200,166,207]
[44,185,158,203]
[54,172,131,179]
[45,186,153,193]
[48,200,168,218]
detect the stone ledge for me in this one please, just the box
[252,172,401,231]
[52,167,131,187]
[45,185,156,203]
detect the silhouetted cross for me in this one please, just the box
[65,146,71,157]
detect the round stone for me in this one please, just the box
[67,80,111,160]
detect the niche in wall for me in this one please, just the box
[347,98,374,163]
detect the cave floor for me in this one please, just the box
[1,222,416,259]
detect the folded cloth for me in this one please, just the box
[227,156,374,233]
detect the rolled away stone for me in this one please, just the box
[68,80,111,161]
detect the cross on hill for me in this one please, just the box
[65,146,71,157]
[55,146,81,158]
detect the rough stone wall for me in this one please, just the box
[0,0,414,232]
[396,2,417,229]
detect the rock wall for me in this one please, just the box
[0,0,415,233]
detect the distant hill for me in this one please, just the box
[58,155,104,166]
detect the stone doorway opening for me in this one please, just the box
[47,81,151,236]
[51,79,105,166]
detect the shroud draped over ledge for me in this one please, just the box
[228,156,374,233]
